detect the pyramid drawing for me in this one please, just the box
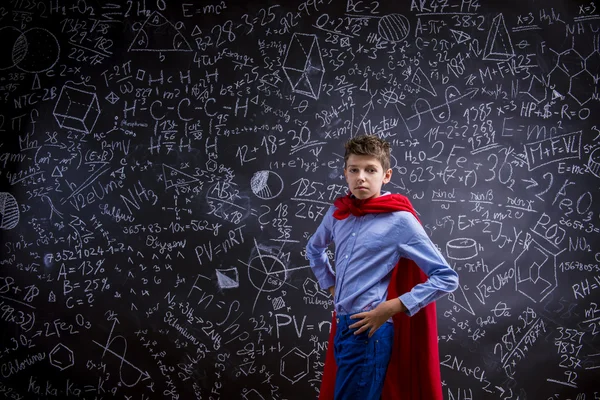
[483,14,515,61]
[129,11,192,52]
[282,33,325,100]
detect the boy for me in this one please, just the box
[306,135,459,400]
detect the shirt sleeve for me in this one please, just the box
[396,212,459,317]
[305,206,336,290]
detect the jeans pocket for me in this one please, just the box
[350,328,370,343]
[374,325,393,383]
[374,340,384,383]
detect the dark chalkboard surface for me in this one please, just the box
[0,0,599,398]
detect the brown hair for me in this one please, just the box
[344,135,391,171]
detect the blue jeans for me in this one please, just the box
[333,314,394,400]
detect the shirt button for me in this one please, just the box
[345,255,348,258]
[352,233,356,236]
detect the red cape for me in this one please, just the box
[319,193,442,400]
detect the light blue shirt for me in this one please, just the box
[306,192,459,317]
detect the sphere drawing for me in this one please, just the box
[16,27,60,73]
[0,27,24,70]
[378,14,410,43]
[588,147,600,178]
[0,192,20,230]
[250,170,284,200]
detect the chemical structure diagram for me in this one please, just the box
[546,37,600,106]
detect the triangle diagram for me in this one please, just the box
[450,29,471,44]
[483,14,515,61]
[51,166,63,177]
[360,78,369,91]
[162,164,200,190]
[552,89,563,100]
[296,73,314,93]
[32,73,41,90]
[129,11,192,52]
[296,34,317,63]
[284,68,304,89]
[216,268,239,289]
[237,360,255,376]
[411,67,437,96]
[446,284,475,315]
[191,25,202,37]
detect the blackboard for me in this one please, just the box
[1,0,599,398]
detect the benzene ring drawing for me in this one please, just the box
[282,33,325,100]
[515,238,558,303]
[280,347,310,384]
[49,343,75,371]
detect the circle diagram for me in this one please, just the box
[247,254,288,293]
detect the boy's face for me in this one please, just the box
[344,154,392,200]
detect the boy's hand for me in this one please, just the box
[349,299,406,338]
[327,286,335,298]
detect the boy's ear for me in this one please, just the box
[383,168,393,183]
